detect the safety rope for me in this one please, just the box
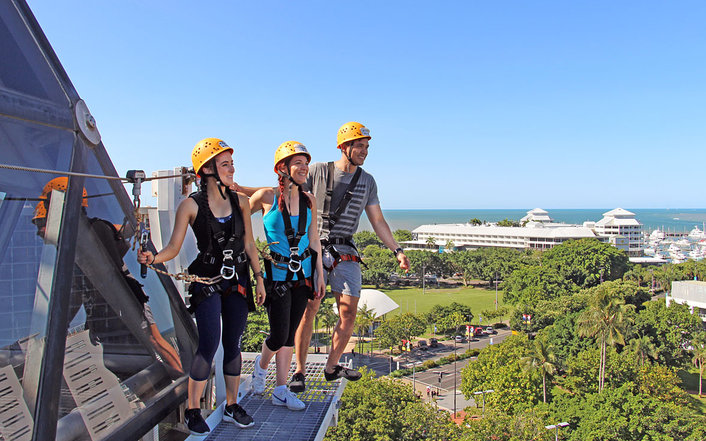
[0,162,233,284]
[256,240,289,270]
[143,263,223,285]
[0,163,194,183]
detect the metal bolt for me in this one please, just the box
[85,113,96,129]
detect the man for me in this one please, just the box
[288,121,409,392]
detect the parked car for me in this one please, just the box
[455,335,465,343]
[485,326,497,335]
[474,327,485,337]
[429,338,439,348]
[418,339,428,350]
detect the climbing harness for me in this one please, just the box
[319,161,365,272]
[262,187,317,299]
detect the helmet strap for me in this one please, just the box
[201,172,228,199]
[343,144,360,167]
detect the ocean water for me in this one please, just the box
[357,209,706,234]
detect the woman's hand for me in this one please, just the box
[315,275,326,300]
[255,278,266,306]
[137,249,155,265]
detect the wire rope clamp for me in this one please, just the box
[221,250,236,280]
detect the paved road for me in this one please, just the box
[343,329,511,413]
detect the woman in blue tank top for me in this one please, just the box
[248,141,325,411]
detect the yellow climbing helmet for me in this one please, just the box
[191,137,233,176]
[33,177,88,221]
[337,122,371,148]
[273,141,311,174]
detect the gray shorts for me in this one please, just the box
[141,303,157,329]
[321,246,362,297]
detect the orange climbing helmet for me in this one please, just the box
[337,122,371,148]
[273,141,311,174]
[191,137,233,176]
[33,177,88,221]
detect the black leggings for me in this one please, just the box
[190,288,249,381]
[265,283,311,352]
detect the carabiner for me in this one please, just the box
[221,264,236,280]
[221,249,235,280]
[288,247,302,272]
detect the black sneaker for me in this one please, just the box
[223,402,254,428]
[288,372,306,393]
[184,408,210,436]
[324,365,362,381]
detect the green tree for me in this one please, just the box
[355,304,377,354]
[425,236,437,249]
[437,311,467,337]
[496,218,520,227]
[576,286,634,392]
[361,244,396,288]
[521,339,558,403]
[692,332,706,397]
[325,368,459,441]
[393,229,413,243]
[353,230,382,249]
[627,335,658,367]
[543,238,630,288]
[468,217,483,226]
[633,300,702,368]
[241,306,269,352]
[503,265,575,306]
[461,335,540,414]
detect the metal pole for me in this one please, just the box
[453,339,457,416]
[495,270,498,311]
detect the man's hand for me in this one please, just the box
[397,251,410,272]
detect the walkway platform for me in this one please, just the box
[187,353,347,441]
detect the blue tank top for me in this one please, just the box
[263,194,312,281]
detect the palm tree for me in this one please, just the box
[627,335,658,366]
[426,236,436,249]
[577,288,634,392]
[355,304,377,354]
[521,339,557,403]
[322,306,338,353]
[692,332,706,397]
[693,346,706,397]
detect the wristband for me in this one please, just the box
[393,247,404,257]
[253,271,264,279]
[150,253,158,265]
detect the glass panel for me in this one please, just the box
[0,1,69,105]
[45,149,189,440]
[0,117,74,441]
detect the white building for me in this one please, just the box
[521,208,553,224]
[403,208,647,256]
[667,281,706,322]
[404,214,600,252]
[593,208,643,257]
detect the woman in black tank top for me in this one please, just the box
[138,138,266,435]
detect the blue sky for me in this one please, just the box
[27,1,706,209]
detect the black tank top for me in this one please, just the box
[187,190,245,277]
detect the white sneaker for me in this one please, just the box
[271,385,305,411]
[251,355,267,395]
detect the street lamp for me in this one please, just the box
[472,389,494,416]
[545,422,569,441]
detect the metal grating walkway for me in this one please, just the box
[188,353,348,441]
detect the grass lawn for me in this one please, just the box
[373,285,511,322]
